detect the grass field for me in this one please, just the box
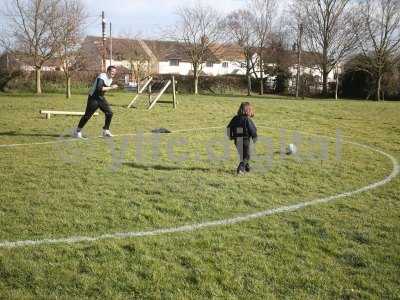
[0,91,399,299]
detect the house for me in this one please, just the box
[1,36,338,92]
[249,47,338,91]
[79,36,247,83]
[0,52,62,72]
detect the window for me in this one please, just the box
[169,59,179,66]
[222,62,229,68]
[206,61,213,68]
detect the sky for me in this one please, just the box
[83,0,249,39]
[1,0,288,41]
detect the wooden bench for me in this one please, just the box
[40,110,99,119]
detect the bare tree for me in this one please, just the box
[355,0,400,101]
[291,0,357,96]
[249,0,277,95]
[225,9,256,96]
[120,37,151,86]
[174,4,224,94]
[1,0,61,94]
[53,0,87,98]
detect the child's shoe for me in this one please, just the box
[237,162,245,175]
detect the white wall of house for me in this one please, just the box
[158,61,193,75]
[106,59,131,69]
[202,61,246,76]
[251,53,337,86]
[106,56,337,83]
[158,60,246,76]
[288,65,336,82]
[21,65,35,72]
[21,65,58,72]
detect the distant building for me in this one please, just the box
[0,36,339,93]
[80,36,339,91]
[80,36,247,81]
[0,52,62,72]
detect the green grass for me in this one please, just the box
[0,91,399,299]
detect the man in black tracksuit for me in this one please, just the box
[227,102,257,175]
[74,66,118,138]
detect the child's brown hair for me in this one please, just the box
[237,102,254,117]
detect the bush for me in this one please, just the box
[341,54,400,100]
[0,70,23,92]
[3,70,98,94]
[275,69,291,94]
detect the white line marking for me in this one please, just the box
[0,126,398,248]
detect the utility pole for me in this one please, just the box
[109,22,112,67]
[295,23,303,99]
[101,11,106,72]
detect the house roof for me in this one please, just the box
[80,36,325,71]
[141,39,190,61]
[82,36,245,63]
[211,43,245,62]
[257,47,321,68]
[82,36,188,62]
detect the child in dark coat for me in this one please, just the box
[227,102,257,175]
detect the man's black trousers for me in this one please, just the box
[78,96,113,130]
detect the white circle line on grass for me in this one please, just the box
[0,127,398,248]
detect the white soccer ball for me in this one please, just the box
[286,143,297,155]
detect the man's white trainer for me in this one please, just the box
[102,129,114,137]
[73,129,85,139]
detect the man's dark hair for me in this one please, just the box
[107,65,117,72]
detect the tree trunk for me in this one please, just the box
[376,75,382,101]
[66,75,71,99]
[366,89,372,100]
[247,73,252,96]
[193,64,198,95]
[295,66,301,98]
[259,56,263,95]
[36,68,42,94]
[246,58,251,96]
[194,76,198,94]
[322,69,328,97]
[335,70,339,100]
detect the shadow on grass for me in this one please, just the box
[0,131,61,138]
[199,93,298,101]
[110,103,134,108]
[200,93,346,102]
[123,161,232,174]
[0,93,39,98]
[0,91,89,97]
